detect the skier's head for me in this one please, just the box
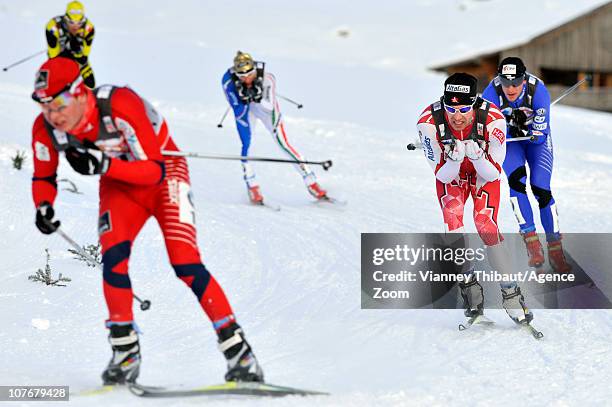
[32,57,89,132]
[498,56,526,102]
[233,51,257,85]
[64,1,86,34]
[443,72,477,131]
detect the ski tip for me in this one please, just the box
[458,324,467,331]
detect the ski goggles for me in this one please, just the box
[36,76,84,114]
[235,68,256,78]
[64,15,85,27]
[499,74,525,88]
[444,103,474,114]
[39,90,76,114]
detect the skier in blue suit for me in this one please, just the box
[482,56,570,273]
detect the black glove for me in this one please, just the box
[69,37,83,54]
[65,147,111,175]
[36,202,60,234]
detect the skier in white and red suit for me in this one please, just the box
[416,72,533,325]
[30,57,263,385]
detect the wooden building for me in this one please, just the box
[430,1,612,112]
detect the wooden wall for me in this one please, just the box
[502,3,612,73]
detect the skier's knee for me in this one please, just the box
[508,166,527,194]
[102,241,132,288]
[172,264,211,300]
[530,185,553,208]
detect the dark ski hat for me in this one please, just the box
[32,57,85,103]
[498,57,526,87]
[498,56,526,79]
[443,72,477,105]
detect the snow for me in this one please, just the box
[1,1,611,406]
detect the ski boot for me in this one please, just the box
[218,323,264,382]
[101,324,141,385]
[522,231,545,267]
[458,277,484,317]
[247,185,264,204]
[307,182,327,200]
[548,240,571,273]
[501,284,533,324]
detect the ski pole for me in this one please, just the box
[2,50,46,72]
[278,94,303,109]
[55,227,152,311]
[551,74,591,106]
[407,75,593,151]
[162,150,333,170]
[217,107,231,128]
[408,135,538,150]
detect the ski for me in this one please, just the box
[128,381,328,398]
[74,383,165,397]
[458,314,495,331]
[521,323,544,340]
[315,195,348,207]
[252,201,281,212]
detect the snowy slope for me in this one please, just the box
[1,1,612,406]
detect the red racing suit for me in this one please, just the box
[416,99,507,246]
[32,86,235,328]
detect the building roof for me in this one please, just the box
[429,1,612,72]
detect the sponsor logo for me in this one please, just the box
[534,115,545,124]
[445,84,470,93]
[98,211,112,235]
[96,85,112,99]
[491,127,505,144]
[423,136,434,161]
[532,130,543,136]
[536,108,547,115]
[34,70,49,91]
[533,122,548,130]
[35,141,50,161]
[501,64,517,75]
[451,96,459,103]
[53,129,68,145]
[103,116,117,133]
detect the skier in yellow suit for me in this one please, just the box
[45,1,96,88]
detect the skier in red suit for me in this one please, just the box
[31,57,263,385]
[416,73,534,325]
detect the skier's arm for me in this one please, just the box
[45,19,62,58]
[81,20,94,58]
[222,71,252,156]
[417,122,460,184]
[31,116,60,207]
[100,88,165,185]
[472,117,507,182]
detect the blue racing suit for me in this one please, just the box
[482,75,560,241]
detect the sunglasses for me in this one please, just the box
[37,76,83,111]
[499,75,525,87]
[444,104,474,114]
[235,68,255,78]
[65,16,85,27]
[40,90,75,114]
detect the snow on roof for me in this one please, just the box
[429,0,611,71]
